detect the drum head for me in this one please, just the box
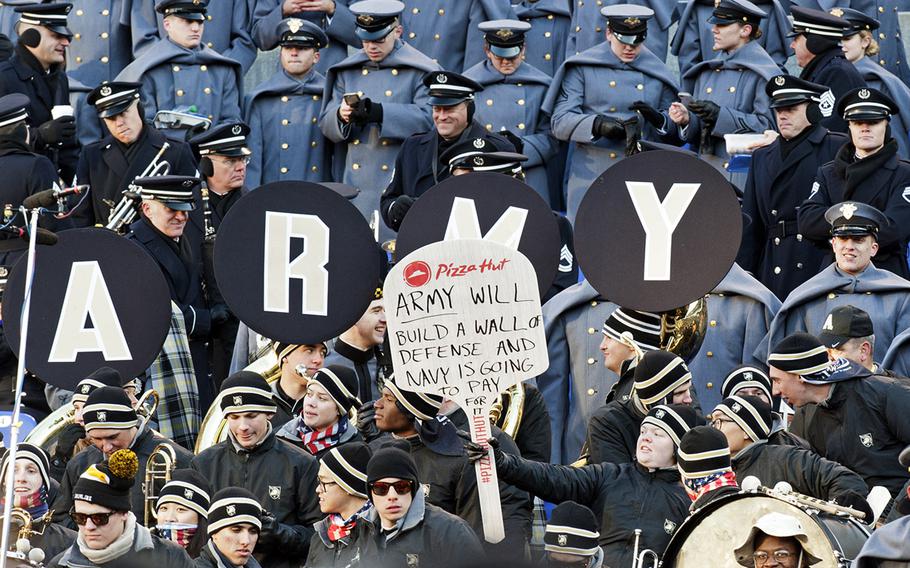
[663,493,868,568]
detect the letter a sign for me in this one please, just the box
[574,151,741,312]
[2,229,172,390]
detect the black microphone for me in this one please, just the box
[0,226,58,246]
[22,185,89,210]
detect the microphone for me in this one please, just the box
[22,184,89,210]
[0,226,58,246]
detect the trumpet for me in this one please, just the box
[143,443,177,526]
[105,143,171,233]
[632,529,659,568]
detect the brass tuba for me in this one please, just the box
[143,443,177,526]
[489,384,526,439]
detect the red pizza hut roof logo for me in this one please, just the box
[403,261,431,288]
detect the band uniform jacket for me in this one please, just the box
[854,56,910,160]
[738,123,847,300]
[565,0,675,61]
[244,67,331,187]
[464,58,558,204]
[74,124,197,227]
[670,0,790,77]
[798,46,866,134]
[545,40,678,221]
[511,0,571,77]
[65,0,135,86]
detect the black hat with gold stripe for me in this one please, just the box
[544,501,600,556]
[82,386,139,432]
[321,441,372,498]
[309,365,362,415]
[767,333,830,377]
[219,371,278,416]
[678,426,732,480]
[386,374,443,421]
[207,487,262,535]
[156,469,211,519]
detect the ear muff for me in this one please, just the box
[465,100,475,123]
[199,156,214,177]
[806,101,822,124]
[805,33,837,56]
[19,28,41,48]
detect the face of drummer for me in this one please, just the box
[74,501,128,550]
[636,423,676,469]
[227,411,273,449]
[87,426,137,457]
[102,100,144,145]
[753,534,803,568]
[141,199,188,239]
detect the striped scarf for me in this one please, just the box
[298,417,349,455]
[326,501,372,542]
[683,471,738,501]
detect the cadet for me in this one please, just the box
[191,372,322,568]
[547,5,678,221]
[52,386,193,528]
[798,89,910,279]
[379,71,513,231]
[245,18,331,187]
[195,488,264,568]
[116,0,242,130]
[319,0,439,236]
[767,202,910,365]
[269,341,328,427]
[670,0,791,76]
[737,75,847,300]
[0,3,78,180]
[566,0,674,61]
[542,502,604,568]
[768,333,910,500]
[841,9,910,161]
[65,0,136,87]
[510,0,570,77]
[668,0,778,183]
[464,20,558,205]
[130,0,256,73]
[75,81,197,228]
[788,7,865,134]
[323,285,386,401]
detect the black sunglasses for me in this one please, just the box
[69,508,117,526]
[369,480,414,496]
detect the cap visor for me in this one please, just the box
[280,40,318,49]
[210,146,251,158]
[845,111,890,121]
[96,100,135,119]
[613,32,645,45]
[172,11,206,21]
[707,16,738,25]
[830,227,876,237]
[428,96,467,107]
[817,331,846,349]
[48,24,72,37]
[162,201,196,211]
[489,45,521,58]
[355,26,393,41]
[770,96,812,109]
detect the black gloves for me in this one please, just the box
[838,491,874,521]
[687,100,720,126]
[210,304,230,326]
[462,432,505,468]
[37,116,76,146]
[55,423,85,459]
[388,195,414,229]
[350,98,383,124]
[629,101,664,128]
[499,129,524,153]
[592,115,626,140]
[355,400,382,442]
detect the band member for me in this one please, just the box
[738,75,848,300]
[721,365,809,448]
[324,286,386,401]
[75,81,197,228]
[48,449,196,567]
[379,71,514,231]
[0,444,75,559]
[0,3,79,180]
[769,203,910,364]
[153,469,210,558]
[598,308,662,404]
[361,446,484,566]
[468,404,698,567]
[52,386,193,528]
[543,502,604,568]
[670,0,791,75]
[734,512,823,567]
[768,333,910,500]
[195,488,263,568]
[464,20,558,205]
[547,5,678,221]
[587,350,694,464]
[566,0,674,61]
[305,442,373,566]
[245,18,331,187]
[669,0,778,183]
[788,7,865,134]
[798,90,910,279]
[840,9,910,161]
[318,0,439,235]
[677,426,739,509]
[439,136,528,178]
[276,365,363,456]
[191,371,321,568]
[116,0,242,129]
[127,175,221,407]
[270,341,328,426]
[712,395,872,517]
[509,1,570,77]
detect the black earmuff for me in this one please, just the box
[19,28,41,48]
[199,156,214,177]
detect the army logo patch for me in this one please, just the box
[731,402,741,413]
[654,409,665,419]
[830,8,844,17]
[233,395,243,405]
[774,76,786,86]
[81,384,91,394]
[473,156,485,166]
[288,18,303,33]
[226,505,236,516]
[183,179,194,187]
[406,554,419,568]
[664,519,677,534]
[436,73,448,84]
[232,124,243,135]
[184,489,194,499]
[859,433,873,447]
[903,187,910,204]
[822,314,834,331]
[819,90,835,117]
[422,484,430,498]
[557,534,568,546]
[473,138,485,149]
[269,485,281,500]
[97,411,106,422]
[100,85,112,97]
[858,88,871,100]
[623,17,640,26]
[743,371,753,380]
[840,202,857,220]
[495,29,514,39]
[558,245,574,273]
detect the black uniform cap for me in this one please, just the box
[0,94,30,128]
[601,4,653,45]
[87,82,142,119]
[190,121,252,158]
[818,304,874,348]
[824,201,888,238]
[15,3,72,37]
[155,0,208,21]
[837,87,899,121]
[708,0,766,27]
[478,19,530,58]
[439,136,519,172]
[423,71,484,107]
[765,75,827,109]
[277,17,328,48]
[832,7,880,35]
[788,6,850,38]
[135,175,199,212]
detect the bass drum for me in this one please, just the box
[660,492,869,568]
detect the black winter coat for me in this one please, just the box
[585,398,645,465]
[799,48,866,134]
[48,524,195,568]
[496,453,689,568]
[305,515,372,568]
[191,430,322,568]
[33,521,76,561]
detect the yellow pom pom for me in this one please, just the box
[108,449,139,480]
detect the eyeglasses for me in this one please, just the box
[318,480,338,492]
[369,480,413,496]
[753,550,797,565]
[712,418,735,429]
[69,508,117,526]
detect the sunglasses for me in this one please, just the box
[69,508,118,526]
[369,480,413,496]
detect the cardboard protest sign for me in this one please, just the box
[574,150,741,312]
[385,238,549,542]
[2,229,171,390]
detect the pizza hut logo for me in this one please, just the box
[403,261,431,288]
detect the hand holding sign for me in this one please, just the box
[385,239,548,543]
